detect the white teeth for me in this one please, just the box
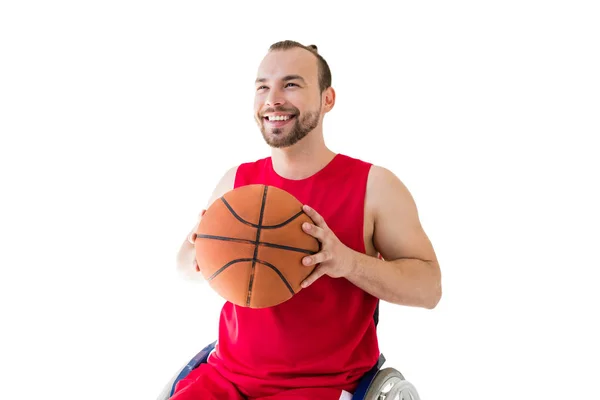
[268,115,291,121]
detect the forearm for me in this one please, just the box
[346,251,441,309]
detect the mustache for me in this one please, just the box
[261,107,298,116]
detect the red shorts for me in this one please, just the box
[170,363,352,400]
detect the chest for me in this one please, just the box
[270,178,372,255]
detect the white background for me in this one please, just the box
[1,1,598,399]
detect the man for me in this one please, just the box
[173,41,441,400]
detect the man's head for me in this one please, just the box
[254,41,335,148]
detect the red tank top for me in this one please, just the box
[207,154,380,397]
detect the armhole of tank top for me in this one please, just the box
[354,160,372,255]
[233,158,268,188]
[233,163,246,189]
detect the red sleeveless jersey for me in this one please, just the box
[207,154,380,398]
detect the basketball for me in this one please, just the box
[194,184,320,308]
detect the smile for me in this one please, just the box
[264,115,295,122]
[263,114,296,127]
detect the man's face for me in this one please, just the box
[254,48,323,148]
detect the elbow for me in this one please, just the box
[425,284,442,309]
[425,262,442,309]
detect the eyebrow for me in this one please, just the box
[255,75,307,84]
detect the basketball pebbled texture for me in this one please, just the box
[194,184,320,308]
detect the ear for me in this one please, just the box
[322,87,336,113]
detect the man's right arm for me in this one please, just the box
[175,166,238,282]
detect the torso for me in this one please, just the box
[221,159,381,258]
[207,153,381,398]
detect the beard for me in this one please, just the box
[257,105,321,149]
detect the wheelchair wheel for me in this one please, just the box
[364,367,420,400]
[382,380,420,400]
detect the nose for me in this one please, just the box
[265,87,284,108]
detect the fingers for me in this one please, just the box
[301,266,326,288]
[303,250,331,267]
[302,221,326,241]
[187,209,207,244]
[301,206,332,287]
[302,204,326,228]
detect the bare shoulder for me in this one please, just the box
[205,165,238,208]
[365,164,437,263]
[366,165,416,214]
[220,165,238,190]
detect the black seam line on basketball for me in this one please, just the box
[196,234,316,255]
[205,257,296,297]
[247,185,269,307]
[260,210,304,229]
[220,197,304,229]
[254,259,295,296]
[206,258,254,282]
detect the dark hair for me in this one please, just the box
[268,40,332,93]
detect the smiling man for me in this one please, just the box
[255,70,320,149]
[173,40,442,400]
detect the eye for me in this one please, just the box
[256,85,268,91]
[285,82,298,88]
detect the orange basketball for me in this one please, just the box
[194,184,320,308]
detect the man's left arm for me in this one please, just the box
[300,165,442,309]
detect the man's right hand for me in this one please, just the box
[176,164,237,282]
[176,209,208,280]
[187,209,206,272]
[187,209,207,245]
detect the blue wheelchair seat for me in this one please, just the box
[158,340,420,400]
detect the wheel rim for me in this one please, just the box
[382,381,420,400]
[374,374,403,400]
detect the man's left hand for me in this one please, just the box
[300,204,355,288]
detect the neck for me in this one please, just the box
[270,129,336,180]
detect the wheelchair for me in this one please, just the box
[158,304,421,400]
[157,340,420,400]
